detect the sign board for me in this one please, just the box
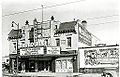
[37,47,44,54]
[20,49,26,55]
[79,46,119,68]
[20,47,44,55]
[47,46,60,54]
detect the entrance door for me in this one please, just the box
[38,61,44,71]
[38,61,51,72]
[29,61,35,72]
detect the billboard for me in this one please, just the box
[79,46,119,68]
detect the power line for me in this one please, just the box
[2,0,85,17]
[91,33,101,41]
[88,21,118,26]
[87,20,118,42]
[44,0,85,9]
[86,14,118,20]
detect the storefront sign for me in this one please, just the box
[20,47,44,55]
[37,47,44,54]
[47,46,60,54]
[20,49,27,55]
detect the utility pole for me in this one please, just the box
[41,5,43,37]
[41,5,43,22]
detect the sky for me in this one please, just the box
[2,0,119,57]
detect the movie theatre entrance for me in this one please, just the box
[28,60,54,72]
[19,57,55,72]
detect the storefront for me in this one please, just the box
[55,57,74,72]
[9,53,77,73]
[18,56,55,72]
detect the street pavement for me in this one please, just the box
[3,72,102,77]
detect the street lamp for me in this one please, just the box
[11,21,19,74]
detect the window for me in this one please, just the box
[45,39,48,46]
[67,37,71,47]
[55,25,57,29]
[29,28,34,43]
[56,38,60,46]
[62,60,67,69]
[23,30,25,34]
[13,43,16,50]
[7,59,9,62]
[56,60,62,69]
[21,42,25,44]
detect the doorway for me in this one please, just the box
[29,61,35,72]
[38,61,51,72]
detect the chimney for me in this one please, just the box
[33,18,37,24]
[25,20,29,25]
[81,20,87,27]
[73,18,75,21]
[51,16,54,20]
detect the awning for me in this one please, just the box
[8,29,22,39]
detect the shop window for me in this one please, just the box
[56,60,62,69]
[62,60,67,69]
[56,38,60,46]
[67,37,71,47]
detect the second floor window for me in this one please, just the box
[13,43,16,50]
[67,37,71,47]
[56,38,60,46]
[23,30,25,34]
[55,25,57,29]
[45,39,48,46]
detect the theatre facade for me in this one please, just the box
[8,16,100,73]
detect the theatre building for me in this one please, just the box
[8,16,100,73]
[79,44,119,77]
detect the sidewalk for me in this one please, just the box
[3,72,83,77]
